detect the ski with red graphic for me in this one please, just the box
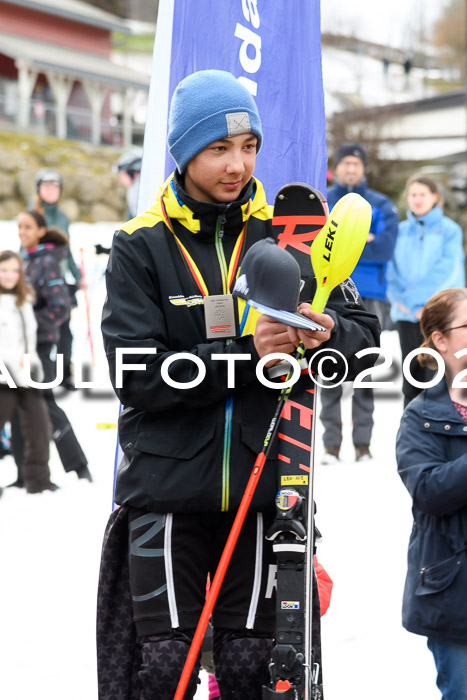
[262,183,327,699]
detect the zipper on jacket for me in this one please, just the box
[215,212,230,294]
[215,209,233,510]
[218,210,227,239]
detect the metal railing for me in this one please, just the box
[0,92,144,146]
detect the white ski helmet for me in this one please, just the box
[35,168,63,192]
[116,151,142,177]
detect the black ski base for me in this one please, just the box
[264,182,328,700]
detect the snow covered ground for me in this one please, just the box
[0,222,440,699]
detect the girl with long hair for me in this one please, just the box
[16,210,91,482]
[0,250,56,493]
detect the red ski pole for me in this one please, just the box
[173,347,304,700]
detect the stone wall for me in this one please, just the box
[0,131,129,223]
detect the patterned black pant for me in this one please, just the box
[97,507,323,699]
[137,628,273,700]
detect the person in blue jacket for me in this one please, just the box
[396,287,467,699]
[320,142,399,463]
[387,174,465,407]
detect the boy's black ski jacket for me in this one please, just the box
[102,173,380,514]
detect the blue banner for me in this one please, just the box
[165,0,326,201]
[121,0,327,508]
[139,0,326,212]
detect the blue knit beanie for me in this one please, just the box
[167,70,263,173]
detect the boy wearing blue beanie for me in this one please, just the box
[98,70,379,699]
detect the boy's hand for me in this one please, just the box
[254,314,296,366]
[253,305,334,366]
[286,304,333,350]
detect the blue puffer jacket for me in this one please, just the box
[396,380,467,643]
[387,206,465,323]
[327,180,399,300]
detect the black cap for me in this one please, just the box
[334,142,367,168]
[233,238,326,332]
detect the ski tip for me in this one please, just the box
[275,182,326,202]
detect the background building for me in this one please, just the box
[0,0,150,146]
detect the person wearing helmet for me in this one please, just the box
[116,150,142,220]
[33,168,85,391]
[94,152,143,257]
[34,169,70,242]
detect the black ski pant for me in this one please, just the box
[396,320,435,407]
[57,318,73,380]
[134,628,273,700]
[37,342,87,472]
[57,284,78,382]
[97,509,324,700]
[11,344,88,476]
[0,385,52,492]
[320,297,384,448]
[320,380,374,448]
[135,595,323,699]
[10,408,25,474]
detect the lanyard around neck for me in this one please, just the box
[160,186,249,297]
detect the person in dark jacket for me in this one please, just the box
[396,287,467,699]
[320,142,398,463]
[98,70,380,700]
[16,209,92,482]
[33,168,84,390]
[0,250,57,493]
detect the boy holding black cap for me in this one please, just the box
[98,71,379,699]
[320,142,398,464]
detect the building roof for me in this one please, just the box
[0,31,149,89]
[4,0,129,33]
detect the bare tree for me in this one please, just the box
[432,0,466,79]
